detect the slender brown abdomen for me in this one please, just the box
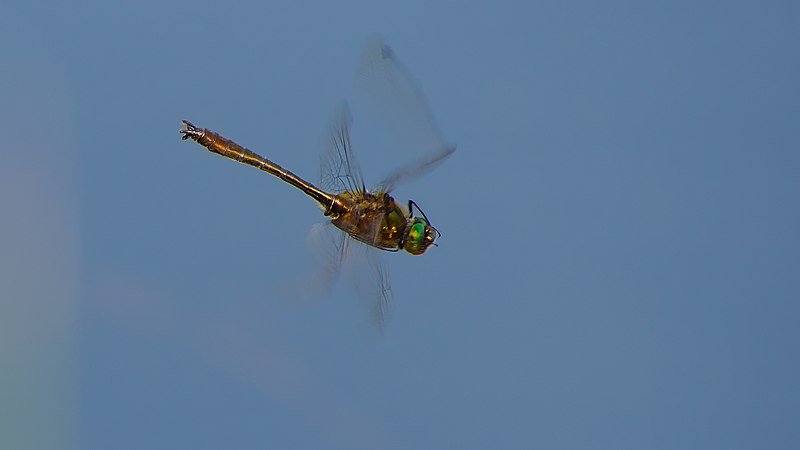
[184,125,335,212]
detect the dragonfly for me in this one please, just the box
[179,38,454,327]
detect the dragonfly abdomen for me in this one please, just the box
[181,120,335,211]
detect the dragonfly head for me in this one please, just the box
[402,200,441,255]
[403,217,440,255]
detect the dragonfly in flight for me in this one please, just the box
[180,38,454,327]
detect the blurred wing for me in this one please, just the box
[355,36,454,192]
[351,242,393,332]
[319,102,367,195]
[373,144,455,194]
[367,248,393,332]
[305,222,351,299]
[309,222,393,332]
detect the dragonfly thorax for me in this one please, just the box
[326,192,439,255]
[328,192,406,252]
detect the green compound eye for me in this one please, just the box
[404,220,428,255]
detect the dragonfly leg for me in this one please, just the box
[179,120,204,141]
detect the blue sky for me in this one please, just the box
[2,1,798,449]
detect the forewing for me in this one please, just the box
[373,145,455,194]
[319,103,367,195]
[355,36,455,192]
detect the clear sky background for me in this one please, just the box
[2,1,798,449]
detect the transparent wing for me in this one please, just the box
[319,102,367,195]
[355,36,455,193]
[304,222,351,299]
[354,204,398,251]
[308,222,393,332]
[373,145,455,194]
[367,247,393,331]
[350,242,393,332]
